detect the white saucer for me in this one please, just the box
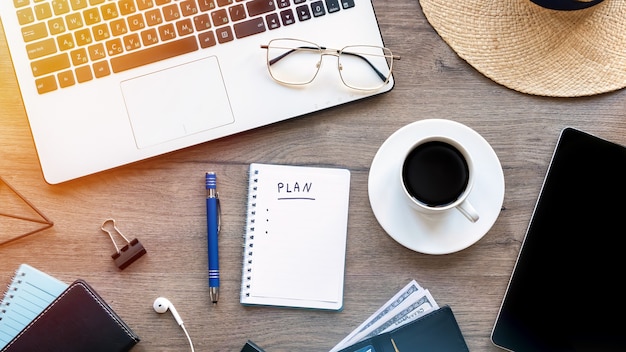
[368,119,505,255]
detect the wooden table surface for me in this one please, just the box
[2,1,626,351]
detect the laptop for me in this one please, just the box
[491,128,626,351]
[0,0,393,184]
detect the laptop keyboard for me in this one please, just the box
[13,0,356,94]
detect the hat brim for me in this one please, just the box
[419,0,626,97]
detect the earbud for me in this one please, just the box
[153,297,184,326]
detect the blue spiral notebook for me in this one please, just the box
[0,264,68,349]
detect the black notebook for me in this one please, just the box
[2,279,139,352]
[338,306,469,352]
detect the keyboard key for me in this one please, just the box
[31,53,71,77]
[35,75,58,94]
[198,30,216,48]
[140,28,159,45]
[93,60,111,77]
[123,33,142,50]
[246,0,275,17]
[266,13,280,30]
[110,36,198,73]
[26,38,57,59]
[48,17,67,35]
[325,0,340,13]
[136,0,154,11]
[216,0,233,7]
[75,28,92,45]
[180,0,199,16]
[145,9,164,26]
[341,0,354,9]
[229,4,246,22]
[127,13,146,31]
[158,23,177,41]
[21,22,48,42]
[34,2,52,20]
[69,0,88,11]
[88,43,106,60]
[295,5,310,21]
[163,3,181,21]
[65,12,84,30]
[16,7,35,25]
[176,18,194,36]
[106,38,124,56]
[193,13,211,31]
[75,65,93,83]
[56,33,75,50]
[211,9,228,26]
[92,23,110,41]
[83,8,101,25]
[51,0,69,16]
[101,3,119,20]
[280,9,295,26]
[58,70,75,87]
[198,0,216,12]
[110,18,129,36]
[70,47,89,65]
[53,0,71,15]
[118,0,137,15]
[311,1,325,17]
[215,26,233,43]
[234,17,265,39]
[14,0,31,9]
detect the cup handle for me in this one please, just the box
[456,199,479,223]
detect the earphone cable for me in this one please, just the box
[181,324,194,352]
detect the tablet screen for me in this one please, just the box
[491,128,626,351]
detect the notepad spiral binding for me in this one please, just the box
[241,167,260,300]
[0,268,23,320]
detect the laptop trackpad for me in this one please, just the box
[121,57,234,149]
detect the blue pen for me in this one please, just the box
[206,172,220,305]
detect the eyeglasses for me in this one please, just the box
[261,38,400,91]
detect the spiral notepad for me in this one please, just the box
[241,163,351,310]
[0,264,68,348]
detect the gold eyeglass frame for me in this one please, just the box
[261,38,401,91]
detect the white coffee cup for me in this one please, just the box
[400,136,479,222]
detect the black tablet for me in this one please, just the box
[491,128,626,351]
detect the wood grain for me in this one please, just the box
[2,1,626,351]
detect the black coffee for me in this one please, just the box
[402,141,469,207]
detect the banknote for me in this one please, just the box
[329,280,437,352]
[349,289,438,343]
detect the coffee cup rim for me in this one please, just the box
[401,136,475,213]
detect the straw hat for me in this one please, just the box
[418,0,626,97]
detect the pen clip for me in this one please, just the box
[216,193,221,234]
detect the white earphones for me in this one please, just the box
[153,297,184,326]
[153,297,194,352]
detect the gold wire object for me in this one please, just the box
[391,338,400,352]
[261,38,400,91]
[0,176,53,246]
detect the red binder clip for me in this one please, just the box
[101,219,147,270]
